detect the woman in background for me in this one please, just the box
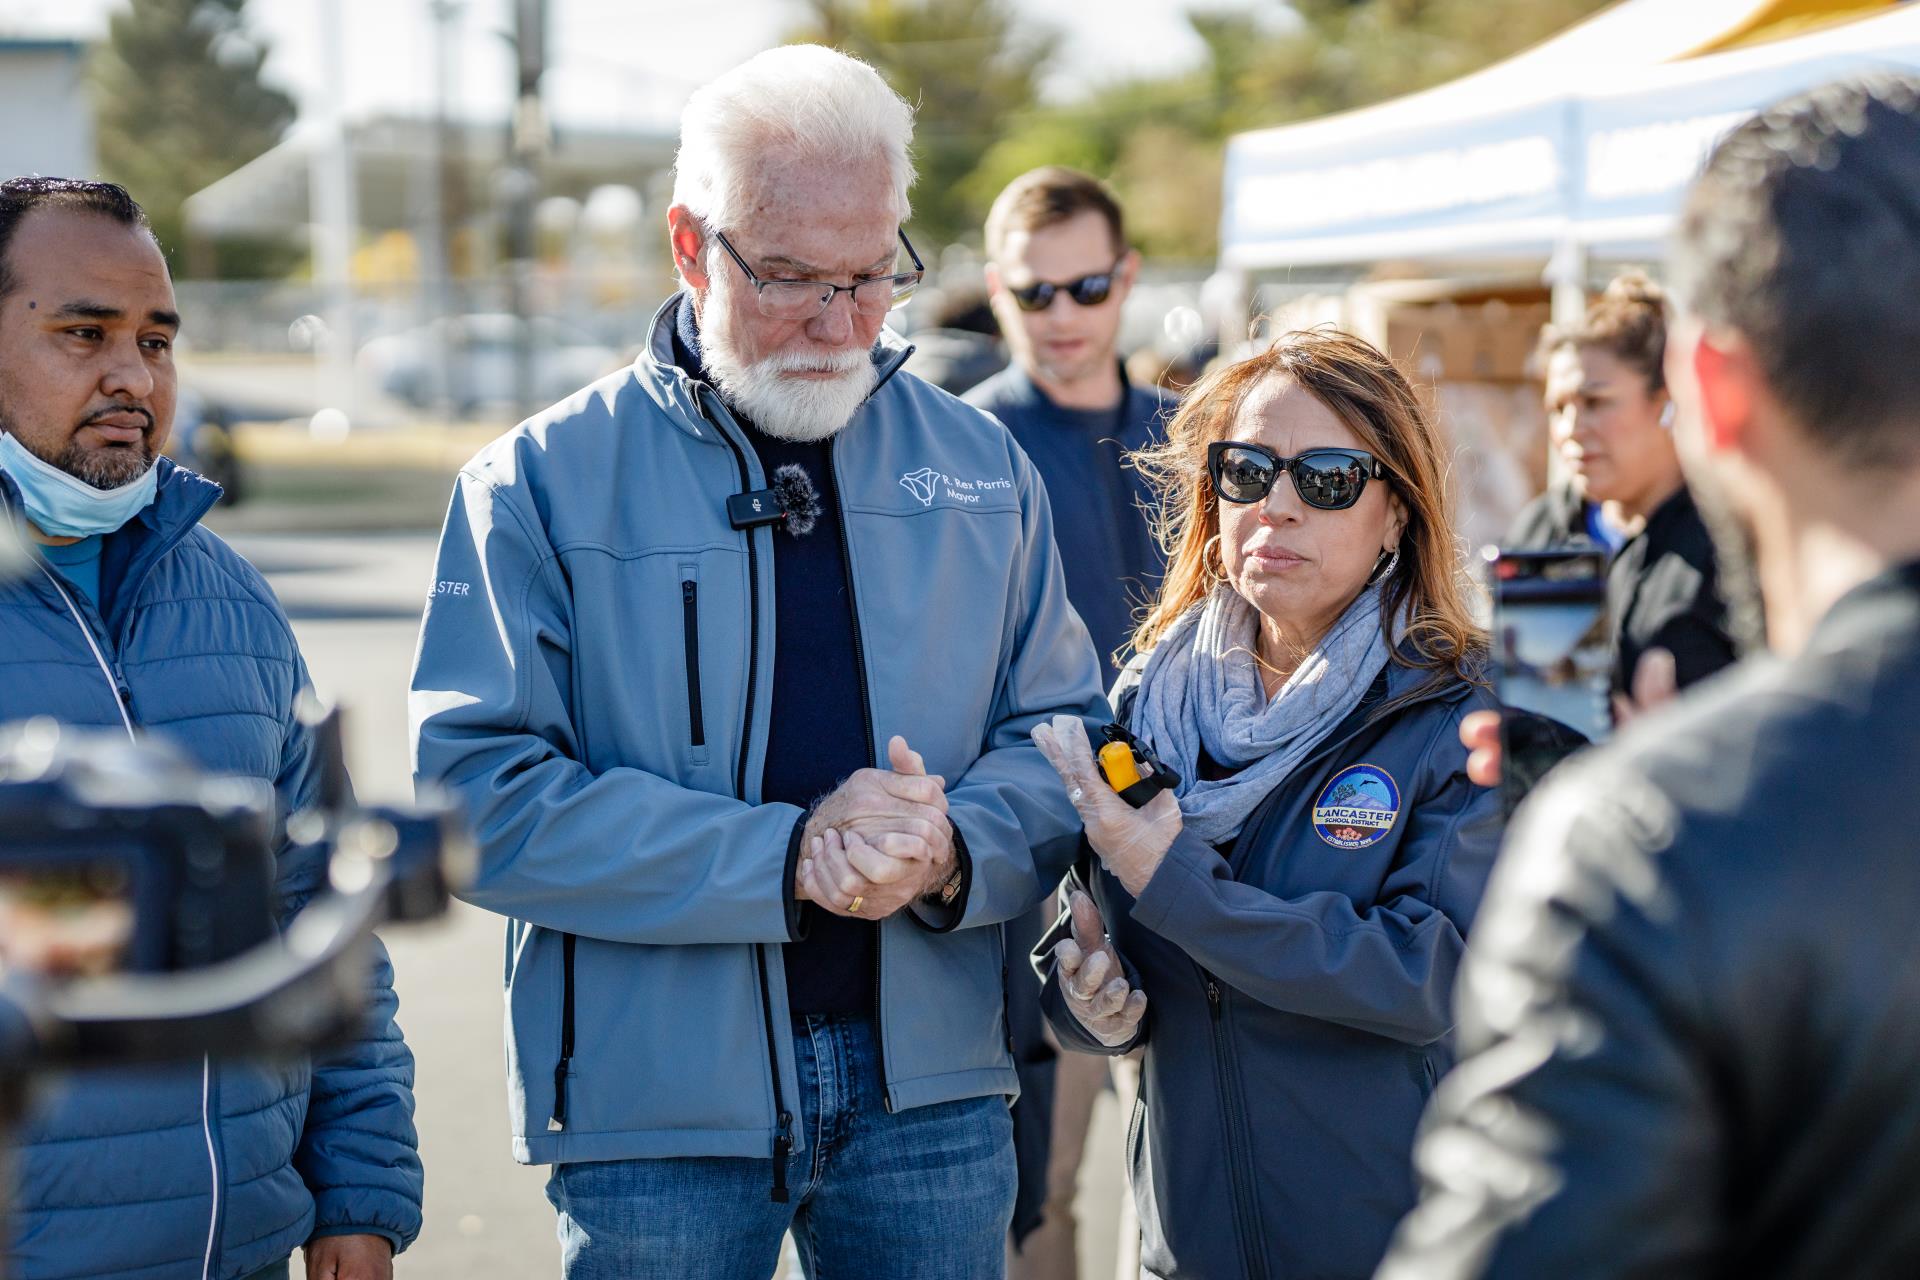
[1517,272,1739,697]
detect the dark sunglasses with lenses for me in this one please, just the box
[1008,266,1119,312]
[1206,442,1388,511]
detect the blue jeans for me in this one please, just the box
[546,1014,1015,1279]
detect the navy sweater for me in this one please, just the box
[965,363,1165,673]
[674,301,876,1015]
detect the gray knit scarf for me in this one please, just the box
[1132,584,1393,844]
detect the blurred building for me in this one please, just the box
[182,113,675,279]
[175,113,679,374]
[0,38,97,181]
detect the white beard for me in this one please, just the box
[700,271,878,442]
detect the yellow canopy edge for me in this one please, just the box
[1681,0,1903,57]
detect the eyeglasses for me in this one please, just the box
[1006,265,1122,312]
[1206,442,1388,512]
[713,229,924,321]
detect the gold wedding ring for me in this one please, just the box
[848,895,865,915]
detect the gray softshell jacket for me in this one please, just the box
[410,296,1107,1175]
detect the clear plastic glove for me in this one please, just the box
[1052,890,1148,1048]
[1030,714,1183,897]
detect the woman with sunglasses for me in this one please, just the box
[1028,330,1502,1280]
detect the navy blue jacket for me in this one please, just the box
[0,460,422,1280]
[1039,650,1502,1280]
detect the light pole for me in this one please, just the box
[505,0,549,421]
[310,0,361,429]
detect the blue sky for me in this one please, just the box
[0,0,1271,133]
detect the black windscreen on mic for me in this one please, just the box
[770,463,822,537]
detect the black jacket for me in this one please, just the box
[1606,484,1736,694]
[1380,561,1920,1280]
[1039,651,1503,1280]
[1502,481,1594,550]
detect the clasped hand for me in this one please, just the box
[797,735,955,919]
[1030,715,1182,897]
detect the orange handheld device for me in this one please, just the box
[1098,741,1143,792]
[1096,725,1180,808]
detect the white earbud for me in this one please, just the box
[1660,400,1676,429]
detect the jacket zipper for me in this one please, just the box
[827,441,891,1110]
[35,561,136,737]
[690,384,790,1196]
[1205,971,1270,1280]
[548,931,577,1131]
[701,389,763,802]
[755,946,795,1202]
[680,578,706,748]
[199,1056,222,1280]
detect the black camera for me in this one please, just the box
[0,719,275,973]
[0,707,470,1073]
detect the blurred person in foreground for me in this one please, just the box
[409,46,1104,1280]
[1028,330,1503,1279]
[0,178,420,1280]
[1380,74,1920,1280]
[964,165,1167,1280]
[1509,274,1737,701]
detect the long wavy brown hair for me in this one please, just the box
[1131,328,1485,685]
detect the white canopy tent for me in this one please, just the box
[1217,0,1920,549]
[1219,0,1920,281]
[1573,4,1920,259]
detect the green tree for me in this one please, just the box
[89,0,298,276]
[969,0,1615,260]
[787,0,1055,246]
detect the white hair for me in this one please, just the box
[672,44,916,234]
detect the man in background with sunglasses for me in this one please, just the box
[966,166,1167,1280]
[412,45,1107,1280]
[970,167,1165,681]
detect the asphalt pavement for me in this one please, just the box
[231,530,557,1278]
[235,529,1126,1279]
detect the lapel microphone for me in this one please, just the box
[726,463,823,537]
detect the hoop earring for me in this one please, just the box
[1202,531,1226,584]
[1367,545,1401,587]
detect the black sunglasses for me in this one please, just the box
[1206,442,1388,511]
[1007,265,1121,312]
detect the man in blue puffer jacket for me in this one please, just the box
[0,178,422,1279]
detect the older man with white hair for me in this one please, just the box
[410,45,1106,1279]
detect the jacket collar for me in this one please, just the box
[1638,482,1699,542]
[1806,558,1920,659]
[996,357,1138,414]
[635,291,916,441]
[1,454,218,544]
[1,456,221,625]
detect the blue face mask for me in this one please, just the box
[0,431,158,538]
